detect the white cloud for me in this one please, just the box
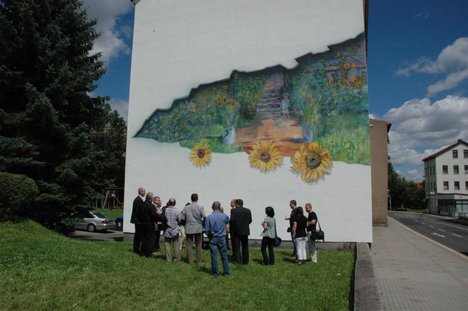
[384,95,468,180]
[406,169,422,181]
[109,98,129,123]
[395,37,468,96]
[426,68,468,96]
[80,0,133,63]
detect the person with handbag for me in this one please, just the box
[260,206,276,265]
[305,203,318,263]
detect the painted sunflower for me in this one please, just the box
[249,141,283,172]
[190,143,212,168]
[227,99,237,108]
[291,142,333,182]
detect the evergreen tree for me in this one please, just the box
[0,0,126,230]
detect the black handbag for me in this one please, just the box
[310,220,325,241]
[273,218,281,247]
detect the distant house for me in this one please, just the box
[423,139,468,217]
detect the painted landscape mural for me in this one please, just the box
[136,33,369,183]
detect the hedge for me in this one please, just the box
[0,172,39,220]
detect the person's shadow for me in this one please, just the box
[199,266,212,275]
[253,258,265,265]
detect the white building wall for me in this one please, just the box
[435,145,468,195]
[124,0,372,242]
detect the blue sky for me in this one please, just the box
[84,0,468,182]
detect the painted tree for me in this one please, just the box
[0,0,126,230]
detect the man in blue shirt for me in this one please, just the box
[205,201,230,277]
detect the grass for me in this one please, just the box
[0,221,354,311]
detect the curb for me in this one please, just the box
[354,242,383,311]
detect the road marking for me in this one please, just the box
[432,232,445,238]
[420,222,426,225]
[428,225,434,228]
[452,233,463,238]
[438,229,446,232]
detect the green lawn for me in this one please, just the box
[0,221,354,311]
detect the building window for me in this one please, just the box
[454,165,459,174]
[465,181,468,190]
[442,165,448,174]
[443,181,449,190]
[465,165,468,174]
[452,149,458,158]
[464,149,468,158]
[454,181,460,190]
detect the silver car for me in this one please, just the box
[74,211,117,232]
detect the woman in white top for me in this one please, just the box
[261,206,276,265]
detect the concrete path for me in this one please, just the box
[371,217,468,311]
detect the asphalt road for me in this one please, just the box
[68,229,124,242]
[389,211,468,256]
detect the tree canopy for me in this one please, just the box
[388,162,425,210]
[0,0,126,230]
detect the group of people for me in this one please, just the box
[130,187,319,276]
[260,200,319,266]
[287,200,319,264]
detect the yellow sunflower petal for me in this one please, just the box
[290,142,333,182]
[189,142,212,168]
[249,140,283,172]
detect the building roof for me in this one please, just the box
[422,139,468,162]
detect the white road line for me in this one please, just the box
[420,222,426,225]
[428,225,434,228]
[432,232,445,238]
[437,222,468,232]
[452,233,463,238]
[438,229,446,232]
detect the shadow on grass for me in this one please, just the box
[281,256,297,263]
[199,266,213,275]
[253,258,264,265]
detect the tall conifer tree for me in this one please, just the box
[0,0,126,229]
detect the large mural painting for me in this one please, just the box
[125,0,372,242]
[137,34,369,183]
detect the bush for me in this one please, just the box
[0,172,39,221]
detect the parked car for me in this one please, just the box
[115,216,123,231]
[74,211,117,232]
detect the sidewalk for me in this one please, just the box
[371,217,468,311]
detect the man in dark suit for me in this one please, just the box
[139,192,159,257]
[230,199,252,264]
[130,187,145,254]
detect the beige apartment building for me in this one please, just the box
[370,119,390,226]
